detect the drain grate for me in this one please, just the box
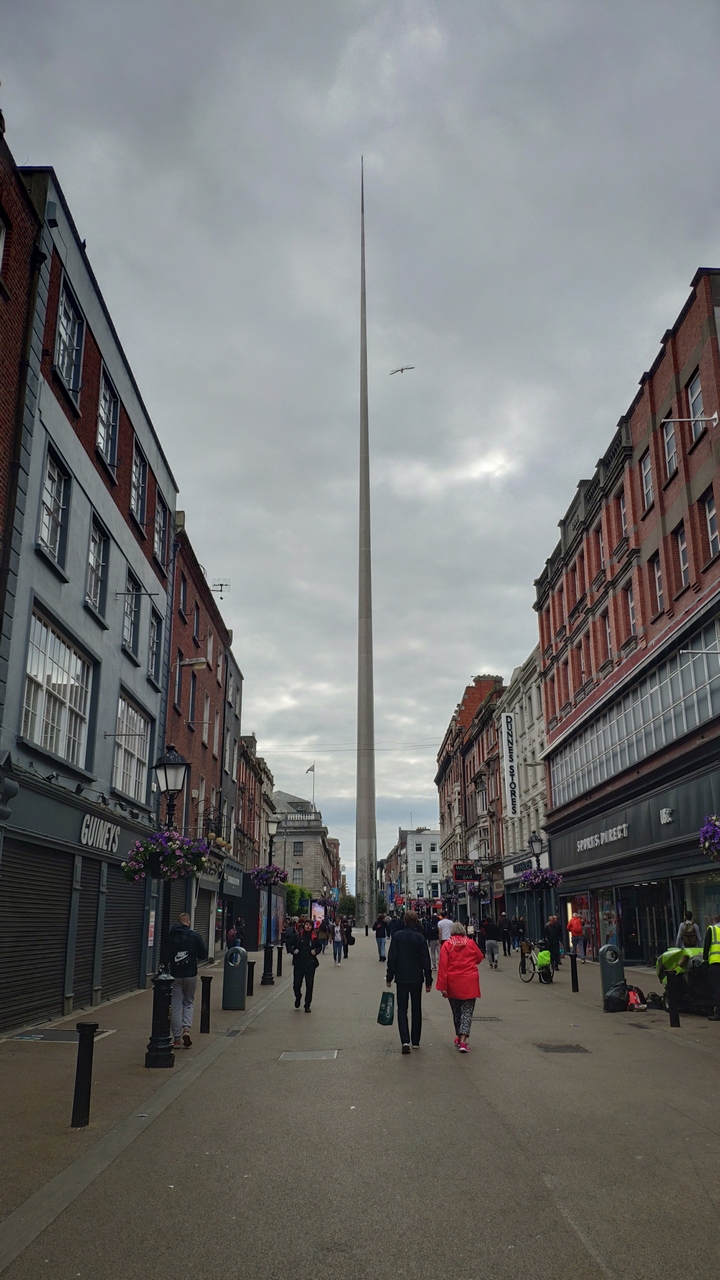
[13,1029,114,1043]
[279,1050,338,1061]
[535,1043,588,1054]
[473,1016,501,1022]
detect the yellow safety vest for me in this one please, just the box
[708,924,720,964]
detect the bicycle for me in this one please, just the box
[518,940,554,984]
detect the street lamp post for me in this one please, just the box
[261,816,280,986]
[528,830,544,938]
[145,744,190,1069]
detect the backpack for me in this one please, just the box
[172,944,193,976]
[681,922,697,948]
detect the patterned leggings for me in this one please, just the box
[449,998,476,1036]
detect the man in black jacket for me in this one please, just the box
[386,911,432,1053]
[168,913,208,1048]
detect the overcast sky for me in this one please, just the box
[4,1,720,887]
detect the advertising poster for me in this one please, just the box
[259,891,286,945]
[311,900,325,928]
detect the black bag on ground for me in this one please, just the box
[645,991,664,1010]
[603,980,629,1013]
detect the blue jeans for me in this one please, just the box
[333,941,343,963]
[376,936,386,960]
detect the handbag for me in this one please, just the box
[377,990,395,1026]
[349,934,356,945]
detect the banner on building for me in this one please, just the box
[501,712,519,818]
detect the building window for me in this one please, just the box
[213,709,220,756]
[216,648,223,685]
[153,495,168,567]
[550,616,720,807]
[663,419,677,478]
[596,524,605,572]
[97,371,119,467]
[641,451,653,510]
[626,585,636,637]
[55,279,84,398]
[112,694,150,802]
[602,611,612,662]
[202,692,210,745]
[235,682,241,716]
[122,571,141,654]
[415,860,423,874]
[179,573,187,617]
[148,611,162,683]
[416,882,424,898]
[292,869,303,885]
[415,843,422,852]
[0,219,6,272]
[232,738,238,777]
[193,602,200,641]
[224,729,231,773]
[650,554,664,614]
[130,443,147,526]
[22,612,91,767]
[430,882,439,899]
[688,371,705,441]
[86,519,108,613]
[293,841,304,855]
[705,492,719,560]
[676,523,689,588]
[431,860,438,874]
[430,843,437,852]
[174,649,183,708]
[188,671,197,727]
[197,775,206,838]
[39,452,68,563]
[227,670,234,705]
[207,628,214,667]
[618,489,627,539]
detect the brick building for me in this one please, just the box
[535,269,720,962]
[165,515,244,956]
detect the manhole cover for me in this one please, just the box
[279,1050,338,1061]
[535,1043,588,1054]
[473,1017,501,1022]
[13,1029,114,1043]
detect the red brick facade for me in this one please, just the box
[435,675,505,879]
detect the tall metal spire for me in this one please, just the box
[355,157,377,927]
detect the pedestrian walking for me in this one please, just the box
[517,916,527,945]
[385,910,432,1053]
[545,915,562,971]
[676,912,702,949]
[567,910,586,961]
[372,913,389,961]
[169,912,208,1049]
[332,920,344,964]
[483,916,501,968]
[389,913,404,939]
[510,916,520,951]
[317,919,329,953]
[436,922,484,1052]
[292,920,322,1011]
[704,914,720,1020]
[343,918,353,959]
[437,911,454,944]
[282,919,300,953]
[499,912,512,957]
[425,913,441,971]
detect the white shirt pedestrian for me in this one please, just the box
[438,917,453,942]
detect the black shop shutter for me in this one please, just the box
[101,864,145,1000]
[73,857,101,1010]
[194,888,212,951]
[0,843,73,1033]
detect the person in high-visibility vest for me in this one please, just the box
[702,913,720,1021]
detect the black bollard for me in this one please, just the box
[520,950,526,975]
[71,1022,98,1128]
[145,971,175,1068]
[200,974,212,1033]
[276,946,283,977]
[667,971,681,1027]
[247,960,255,997]
[570,954,579,992]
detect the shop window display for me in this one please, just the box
[683,871,720,936]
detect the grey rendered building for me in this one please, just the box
[0,166,177,1031]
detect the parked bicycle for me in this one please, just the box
[518,940,554,984]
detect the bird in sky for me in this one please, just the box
[390,366,415,375]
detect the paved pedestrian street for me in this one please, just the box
[2,935,720,1280]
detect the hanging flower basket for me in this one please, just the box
[699,815,720,862]
[249,863,289,890]
[121,830,210,883]
[519,868,563,890]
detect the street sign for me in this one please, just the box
[453,862,476,882]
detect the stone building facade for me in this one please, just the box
[273,790,335,900]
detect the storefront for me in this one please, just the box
[550,763,720,965]
[194,855,222,960]
[217,858,243,949]
[504,848,554,940]
[0,777,157,1033]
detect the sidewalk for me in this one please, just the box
[0,948,275,1221]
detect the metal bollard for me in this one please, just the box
[666,970,681,1027]
[365,924,369,936]
[71,1022,98,1128]
[276,946,283,977]
[145,971,175,1069]
[570,954,579,992]
[200,974,212,1033]
[247,960,255,997]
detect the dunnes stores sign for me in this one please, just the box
[576,823,628,855]
[500,713,519,819]
[80,813,121,854]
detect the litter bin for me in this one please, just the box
[598,942,625,1001]
[222,945,248,1011]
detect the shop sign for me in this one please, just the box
[80,813,120,854]
[221,860,243,895]
[576,823,628,854]
[148,910,156,946]
[453,861,476,882]
[492,870,505,895]
[500,712,520,818]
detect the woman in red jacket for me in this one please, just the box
[436,921,484,1052]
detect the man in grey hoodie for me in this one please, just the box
[168,912,208,1048]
